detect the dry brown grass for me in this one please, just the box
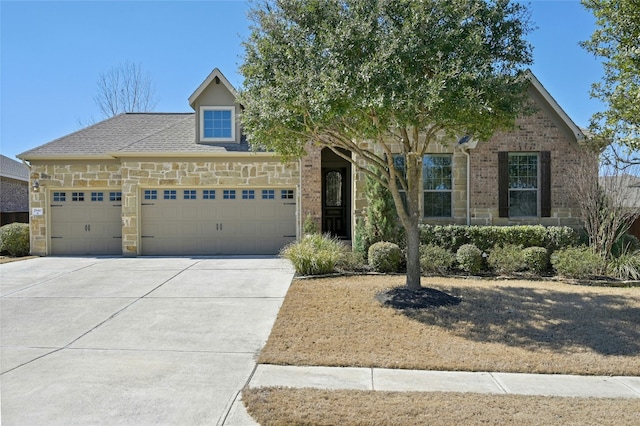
[259,275,640,375]
[243,387,640,426]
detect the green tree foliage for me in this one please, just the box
[355,171,398,257]
[582,0,640,156]
[240,0,533,289]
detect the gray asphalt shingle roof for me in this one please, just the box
[18,113,252,159]
[0,154,29,181]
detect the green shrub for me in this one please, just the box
[522,246,549,274]
[419,224,579,253]
[302,213,320,235]
[419,244,456,275]
[355,171,399,257]
[607,250,640,281]
[487,244,525,275]
[456,243,483,274]
[281,233,345,275]
[611,233,640,258]
[0,223,30,257]
[551,246,605,279]
[368,241,402,273]
[336,249,369,272]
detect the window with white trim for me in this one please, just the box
[144,190,157,200]
[184,190,197,200]
[203,190,216,200]
[423,154,452,217]
[200,107,235,142]
[223,190,236,199]
[508,153,538,217]
[110,192,122,202]
[91,192,104,202]
[242,190,255,199]
[164,190,177,200]
[53,192,66,202]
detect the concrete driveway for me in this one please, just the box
[0,256,294,425]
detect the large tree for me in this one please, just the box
[94,60,158,118]
[581,0,640,161]
[240,0,533,289]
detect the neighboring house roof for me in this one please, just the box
[524,70,586,143]
[0,154,29,181]
[601,174,640,208]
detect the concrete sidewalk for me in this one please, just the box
[248,364,640,399]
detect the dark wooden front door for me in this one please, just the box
[322,168,348,237]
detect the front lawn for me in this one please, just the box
[258,275,640,375]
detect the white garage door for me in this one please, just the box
[49,190,122,255]
[140,188,296,255]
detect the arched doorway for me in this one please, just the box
[321,148,352,238]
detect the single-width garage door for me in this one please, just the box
[140,188,296,255]
[49,190,122,255]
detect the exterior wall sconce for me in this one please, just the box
[32,180,40,192]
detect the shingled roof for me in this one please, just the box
[17,113,252,160]
[0,154,29,181]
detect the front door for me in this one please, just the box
[322,168,348,237]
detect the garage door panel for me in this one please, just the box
[50,193,122,255]
[141,188,296,255]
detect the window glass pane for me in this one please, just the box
[242,190,255,199]
[423,155,452,190]
[72,192,84,202]
[223,190,236,199]
[281,189,294,199]
[509,154,538,189]
[325,171,342,207]
[262,190,275,199]
[164,190,176,200]
[144,190,157,200]
[203,108,233,139]
[91,192,104,202]
[53,192,66,202]
[424,192,452,217]
[509,190,537,216]
[109,192,122,202]
[203,190,215,200]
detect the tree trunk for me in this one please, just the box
[404,222,422,290]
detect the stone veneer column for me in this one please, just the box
[300,143,322,231]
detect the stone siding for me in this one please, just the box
[27,157,299,256]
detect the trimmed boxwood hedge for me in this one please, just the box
[419,224,579,253]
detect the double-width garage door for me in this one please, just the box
[49,190,122,255]
[140,188,296,255]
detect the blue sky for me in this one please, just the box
[1,0,602,161]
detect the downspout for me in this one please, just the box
[460,147,471,226]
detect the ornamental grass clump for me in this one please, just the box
[607,249,640,281]
[456,243,484,275]
[0,222,30,257]
[368,241,402,273]
[281,233,345,276]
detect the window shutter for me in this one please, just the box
[540,151,551,217]
[498,152,509,218]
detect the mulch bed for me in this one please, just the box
[376,286,462,309]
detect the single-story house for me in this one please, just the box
[18,68,591,256]
[1,154,30,226]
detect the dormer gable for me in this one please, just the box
[189,68,242,144]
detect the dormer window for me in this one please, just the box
[200,106,235,142]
